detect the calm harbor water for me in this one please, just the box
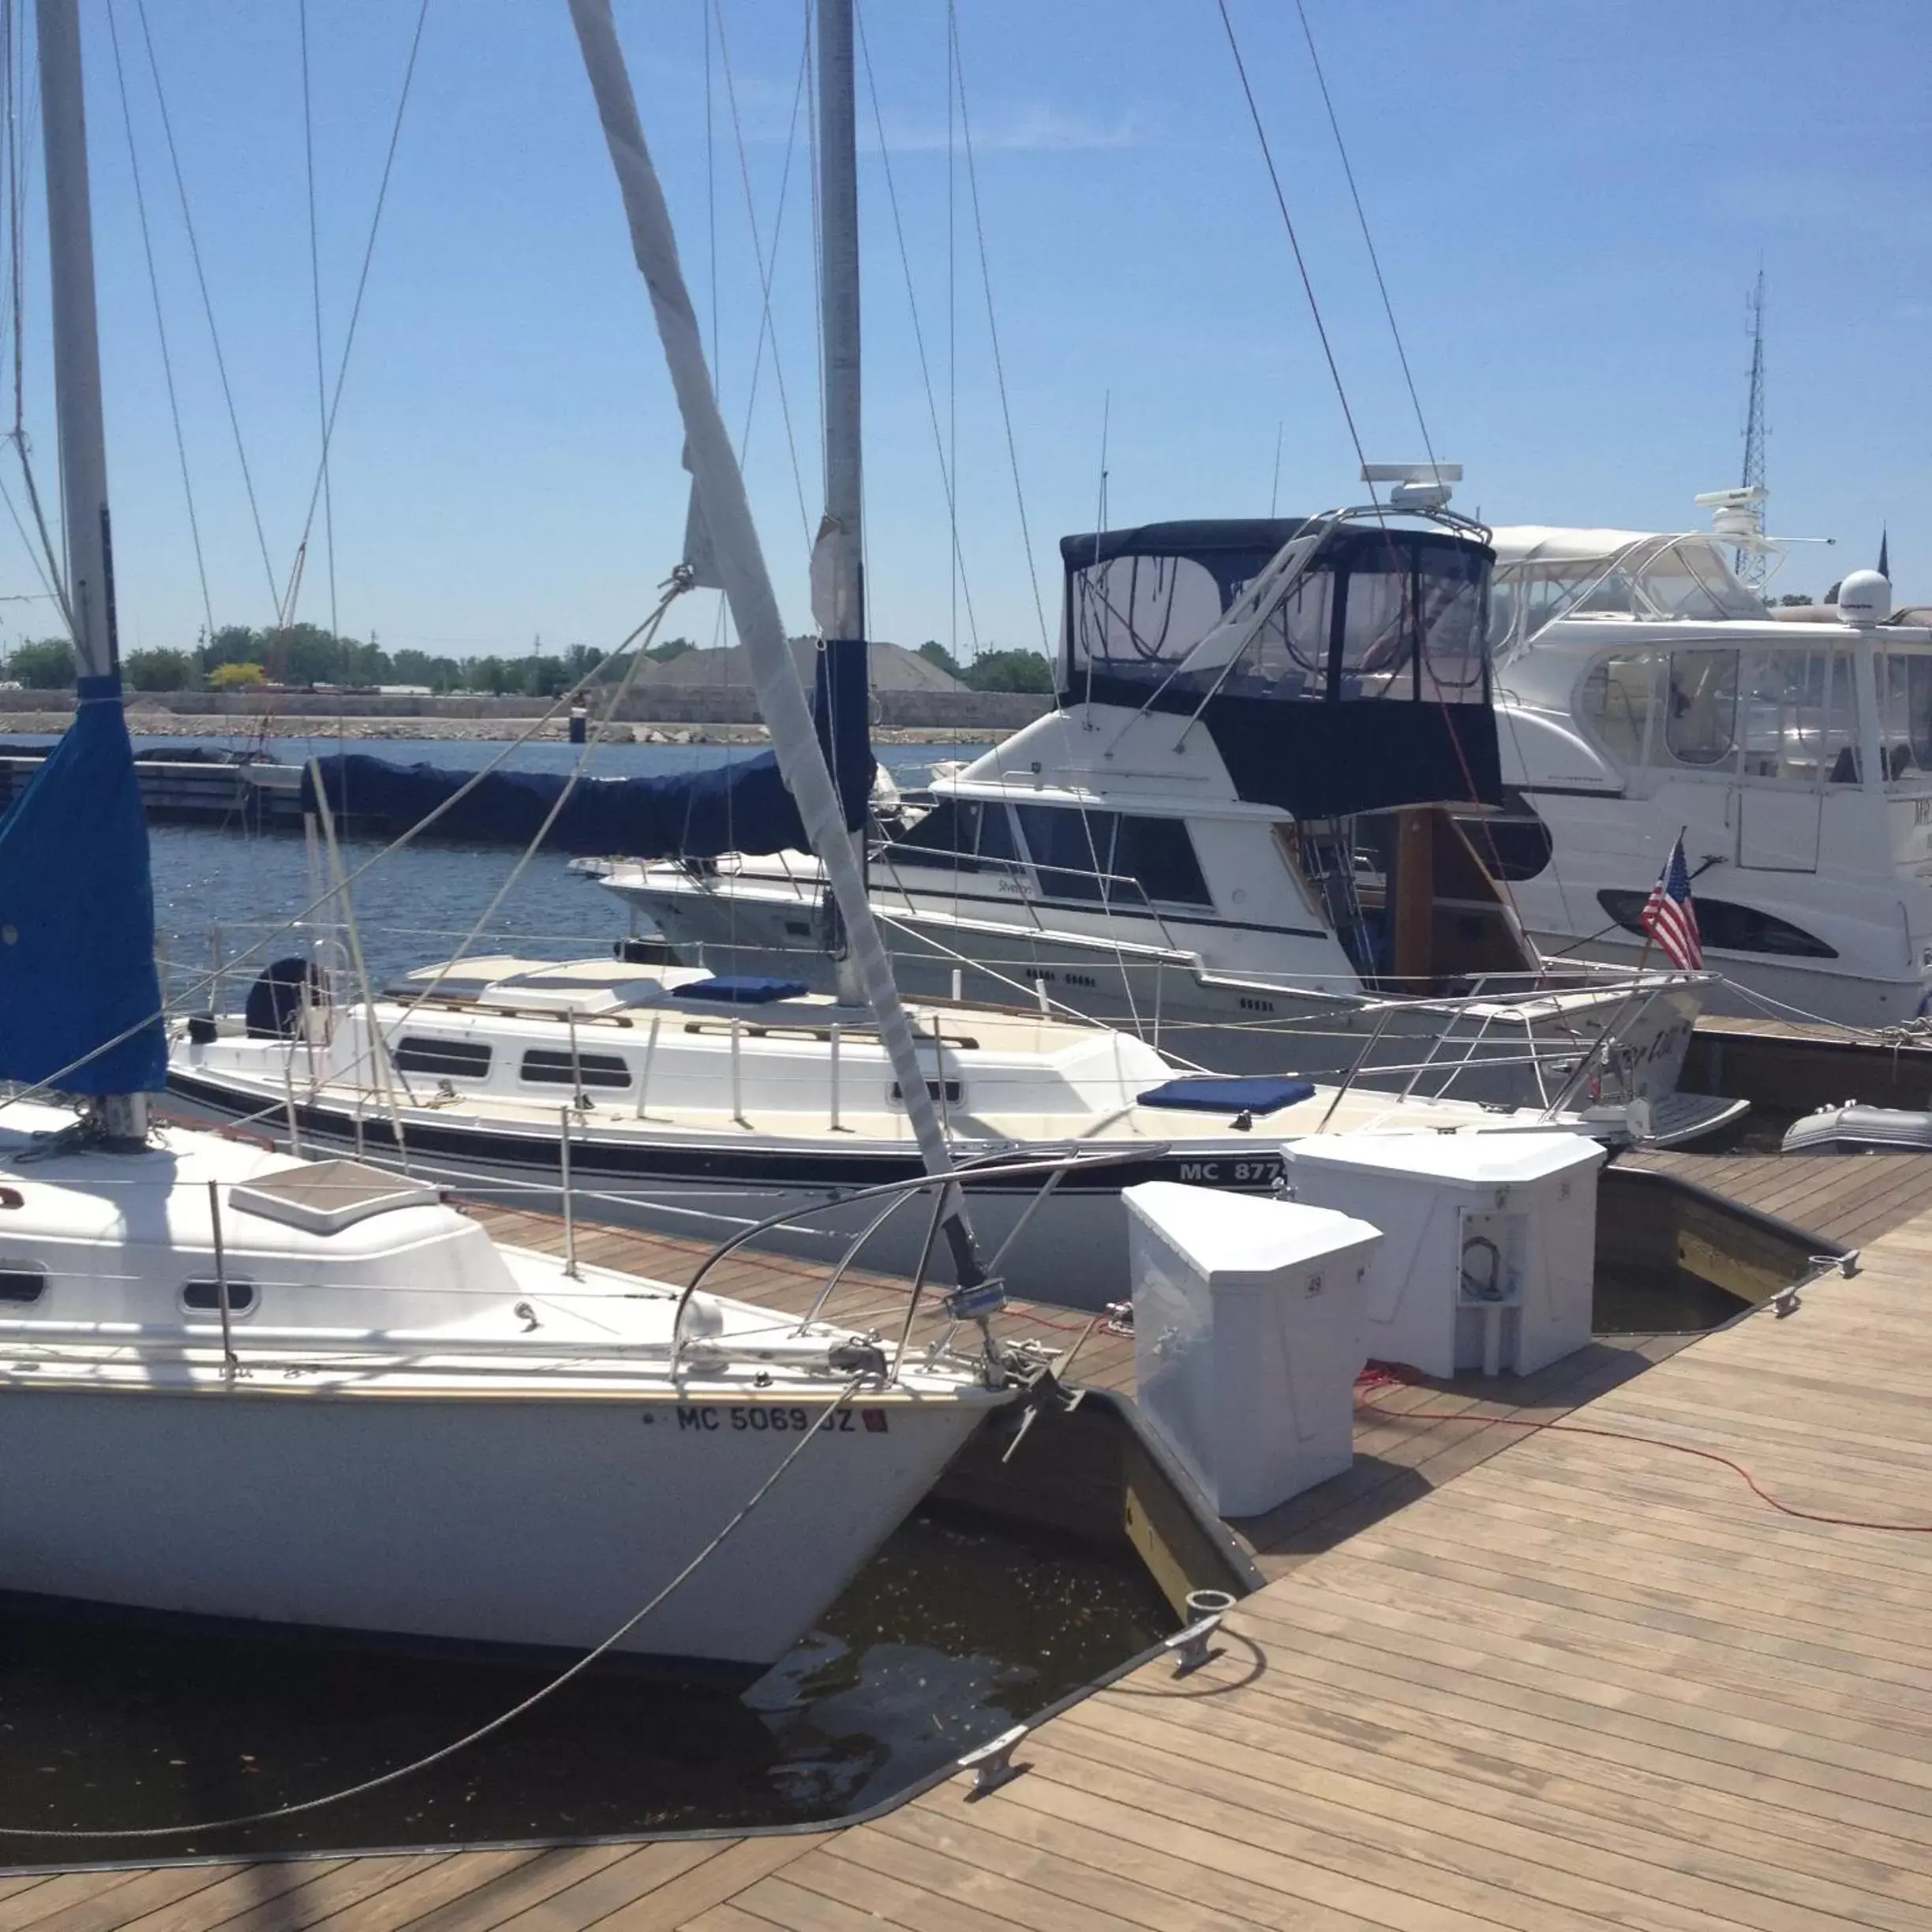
[0,1507,1169,1863]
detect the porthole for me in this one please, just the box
[0,1265,44,1305]
[182,1278,258,1316]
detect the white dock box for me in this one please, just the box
[1125,1182,1381,1519]
[1282,1132,1604,1379]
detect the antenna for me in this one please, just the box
[1735,269,1768,589]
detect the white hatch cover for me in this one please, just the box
[227,1160,440,1237]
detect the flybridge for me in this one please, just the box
[1056,505,1503,819]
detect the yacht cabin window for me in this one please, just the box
[1663,650,1739,767]
[182,1278,258,1316]
[1741,649,1860,785]
[1578,652,1659,763]
[1011,805,1215,910]
[394,1036,492,1080]
[0,1265,44,1304]
[521,1049,631,1089]
[1876,653,1932,781]
[881,799,1020,874]
[1580,646,1862,784]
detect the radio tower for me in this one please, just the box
[1735,269,1769,589]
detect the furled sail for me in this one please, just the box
[0,676,167,1095]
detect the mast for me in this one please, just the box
[38,0,118,683]
[38,0,147,1139]
[567,0,983,1285]
[817,0,862,647]
[813,0,869,1001]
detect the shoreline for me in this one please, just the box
[0,711,1005,747]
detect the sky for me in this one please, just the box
[2,0,1925,668]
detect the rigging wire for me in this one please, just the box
[852,0,983,655]
[1212,0,1376,503]
[949,3,1049,656]
[100,0,213,648]
[713,3,815,563]
[276,0,430,632]
[1291,0,1437,474]
[945,0,957,667]
[129,0,279,614]
[298,0,339,651]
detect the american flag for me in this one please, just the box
[1640,836,1702,970]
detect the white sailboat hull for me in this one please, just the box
[0,1378,988,1674]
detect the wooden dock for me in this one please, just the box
[1687,1010,1932,1114]
[4,1154,1932,1927]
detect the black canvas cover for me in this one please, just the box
[1059,518,1502,817]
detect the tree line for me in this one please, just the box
[1,624,1058,695]
[0,625,702,696]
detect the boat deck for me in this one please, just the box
[6,1150,1932,1927]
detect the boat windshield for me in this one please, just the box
[1490,536,1765,650]
[1061,519,1491,710]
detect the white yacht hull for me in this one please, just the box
[0,1378,990,1675]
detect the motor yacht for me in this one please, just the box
[1481,511,1932,1027]
[596,502,1724,1133]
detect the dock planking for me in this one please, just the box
[8,1161,1932,1927]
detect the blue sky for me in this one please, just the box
[6,1,1925,665]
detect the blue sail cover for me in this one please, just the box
[0,676,167,1094]
[302,647,875,857]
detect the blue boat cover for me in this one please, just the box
[1136,1076,1316,1115]
[0,676,167,1095]
[671,975,809,1005]
[300,643,875,858]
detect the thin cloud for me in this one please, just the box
[866,103,1156,155]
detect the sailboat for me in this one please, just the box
[165,7,1623,1312]
[0,0,1009,1679]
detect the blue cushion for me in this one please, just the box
[670,975,811,1005]
[1136,1076,1316,1115]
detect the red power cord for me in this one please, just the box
[1354,1361,1932,1534]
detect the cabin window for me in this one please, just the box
[1596,889,1837,959]
[182,1278,259,1315]
[1738,648,1862,787]
[520,1049,632,1089]
[881,799,1020,874]
[1876,653,1932,781]
[889,1078,963,1106]
[0,1265,44,1305]
[1661,650,1739,768]
[1013,806,1213,909]
[1578,652,1657,764]
[394,1036,492,1080]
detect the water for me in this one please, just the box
[136,736,945,1002]
[0,1507,1169,1863]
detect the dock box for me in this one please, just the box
[1125,1182,1380,1519]
[1282,1131,1604,1379]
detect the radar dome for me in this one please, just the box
[1836,570,1893,626]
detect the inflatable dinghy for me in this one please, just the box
[1782,1103,1932,1155]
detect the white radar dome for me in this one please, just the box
[1837,570,1893,626]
